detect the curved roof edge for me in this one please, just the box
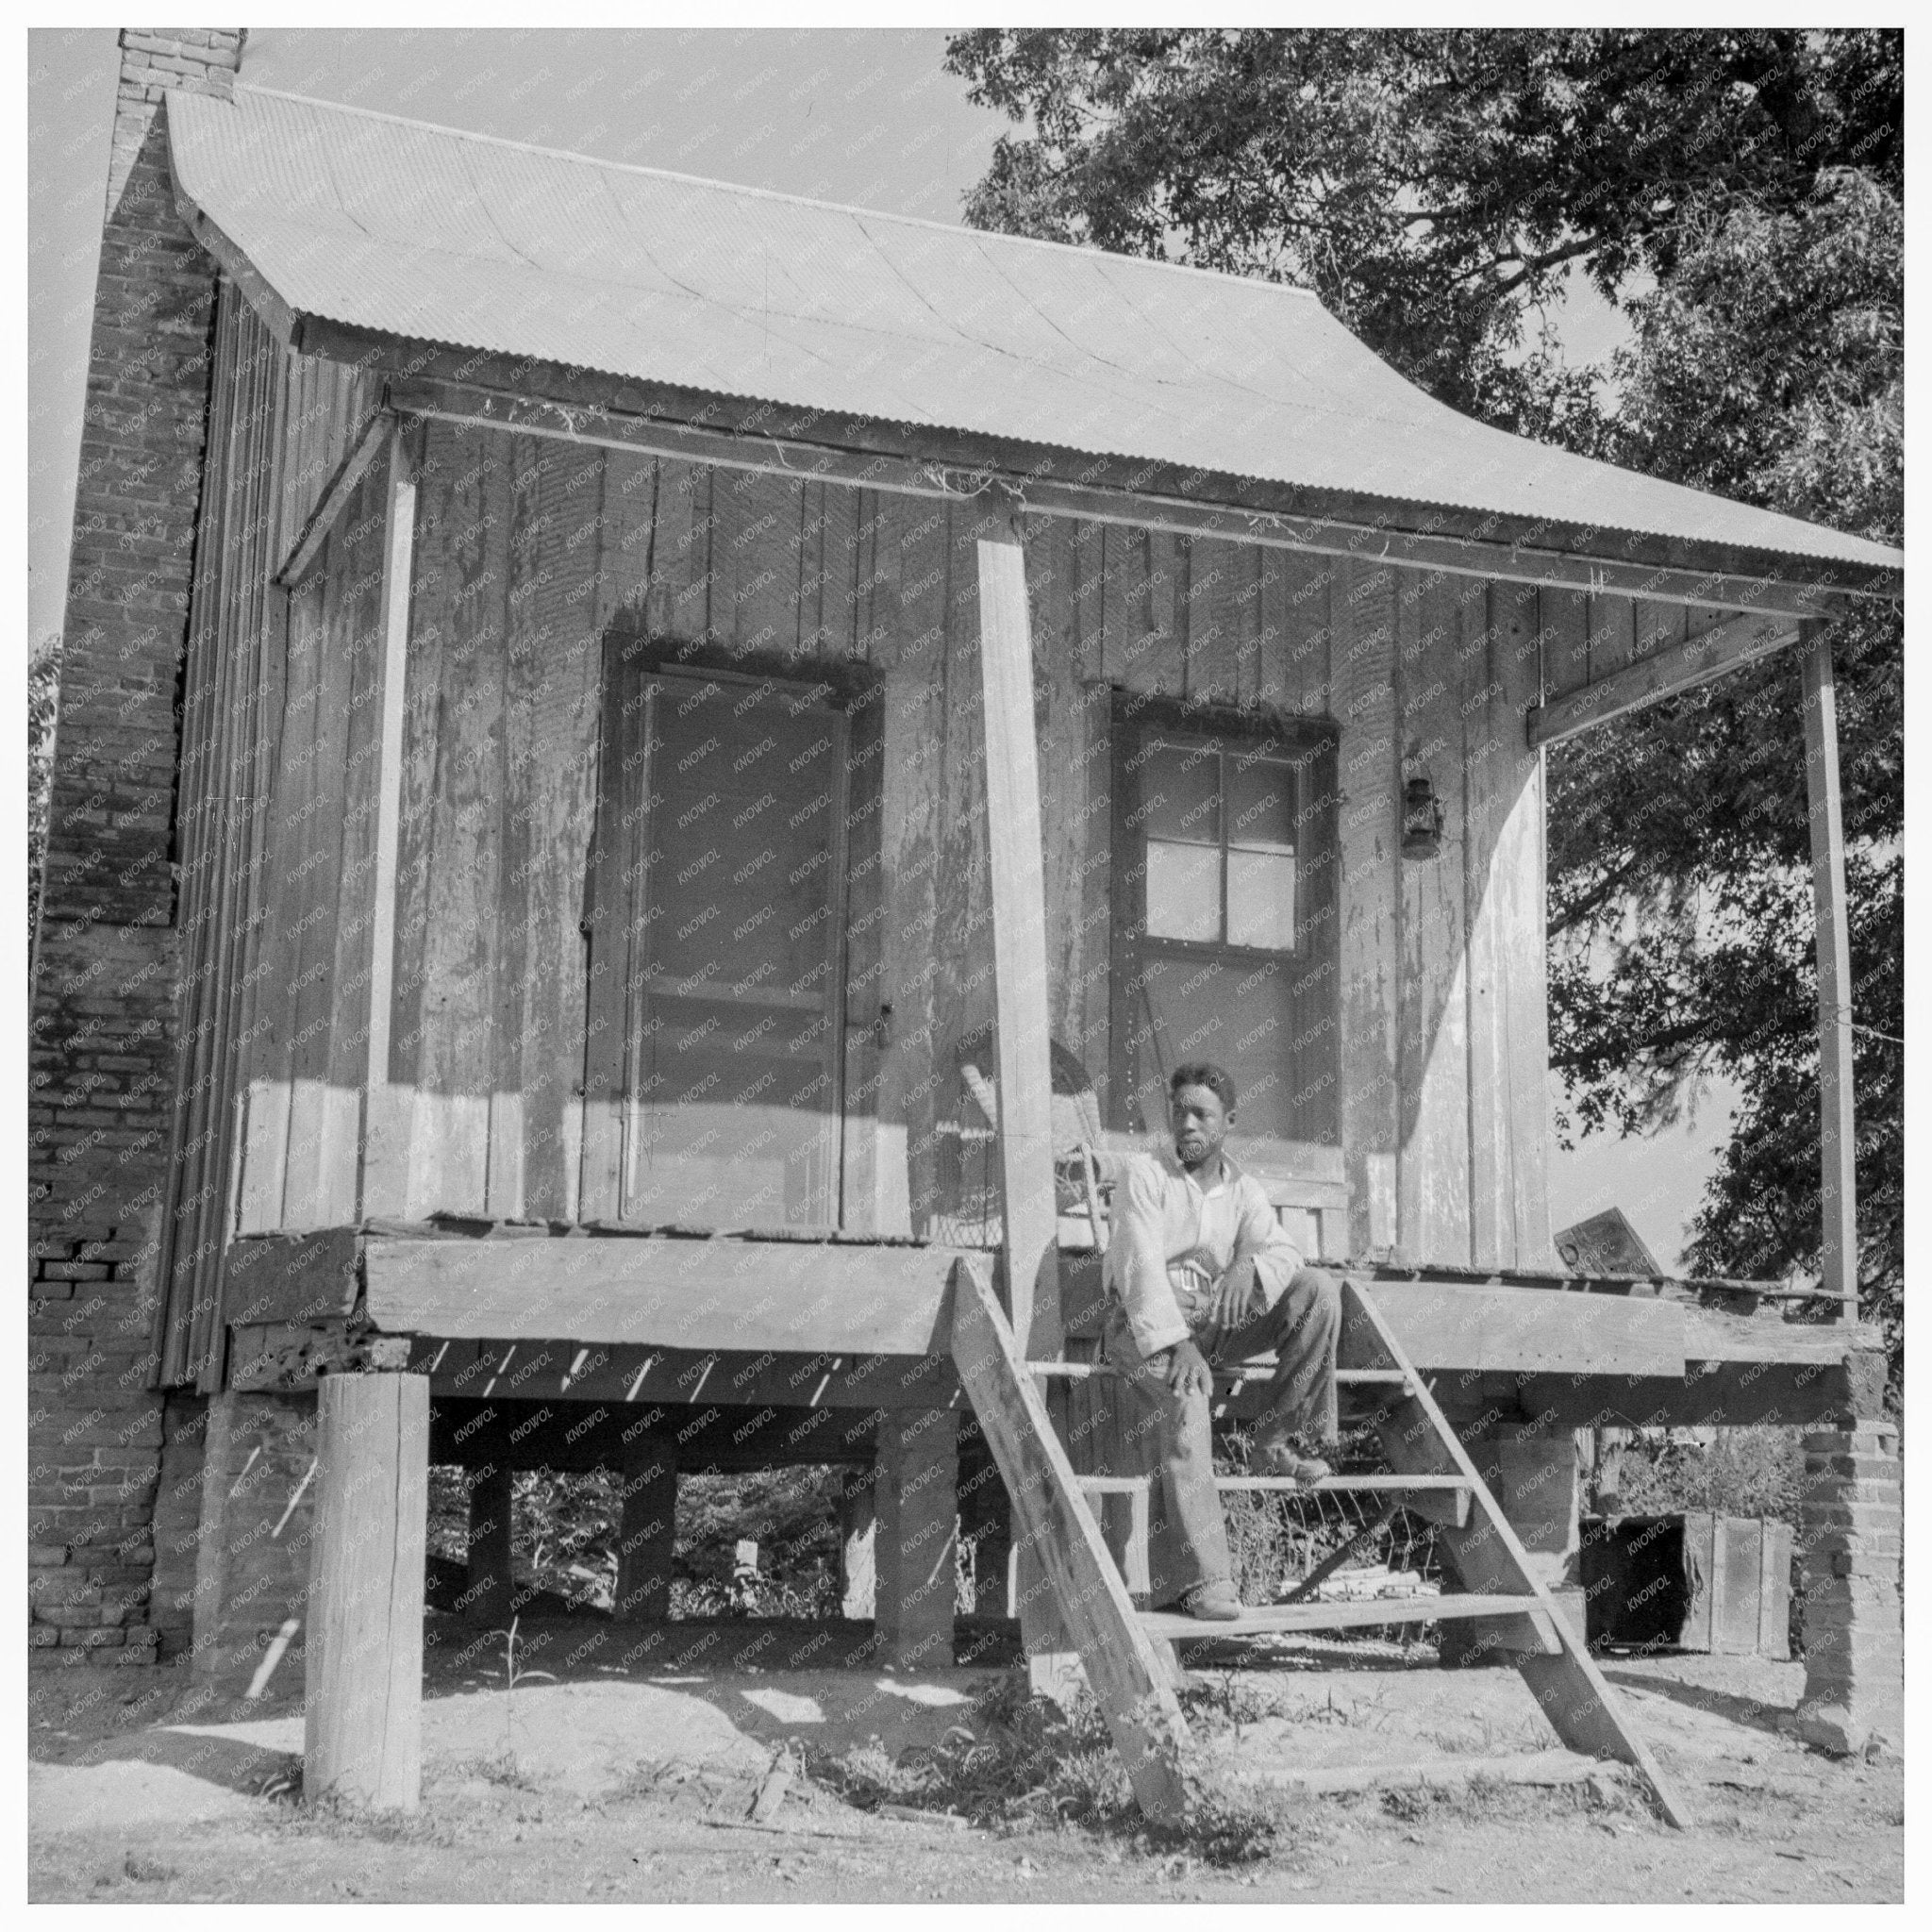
[161,84,1904,602]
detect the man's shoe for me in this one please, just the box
[1245,1439,1334,1485]
[1179,1580,1243,1622]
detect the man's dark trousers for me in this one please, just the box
[1102,1267,1341,1604]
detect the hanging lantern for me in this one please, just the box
[1401,774,1444,858]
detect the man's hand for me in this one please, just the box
[1195,1256,1261,1360]
[1165,1337,1214,1400]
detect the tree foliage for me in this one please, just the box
[946,28,1899,428]
[1557,169,1902,1351]
[946,29,1904,1352]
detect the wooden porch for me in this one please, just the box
[225,1217,1883,1439]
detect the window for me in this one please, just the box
[1111,703,1339,1146]
[583,646,861,1228]
[1142,735,1300,952]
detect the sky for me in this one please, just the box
[25,26,1736,1268]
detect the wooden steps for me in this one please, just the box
[1138,1592,1557,1644]
[959,1264,1694,1831]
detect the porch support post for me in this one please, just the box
[1493,1429,1586,1643]
[838,1464,876,1619]
[1435,1408,1584,1665]
[974,502,1060,1357]
[305,1372,428,1810]
[359,424,419,1221]
[1794,1404,1902,1756]
[463,1458,514,1626]
[873,1406,958,1669]
[613,1428,676,1623]
[1801,622,1859,1321]
[976,497,1075,1695]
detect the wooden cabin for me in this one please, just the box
[31,35,1902,1807]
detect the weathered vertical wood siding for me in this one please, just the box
[157,286,381,1385]
[214,411,1592,1296]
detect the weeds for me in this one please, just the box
[273,1791,461,1846]
[800,1674,1308,1868]
[1181,1671,1272,1747]
[1414,1711,1559,1757]
[494,1615,556,1778]
[1610,1427,1804,1527]
[804,1675,1129,1836]
[449,1752,539,1791]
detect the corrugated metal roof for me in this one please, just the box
[166,85,1901,580]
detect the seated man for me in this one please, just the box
[1102,1061,1341,1622]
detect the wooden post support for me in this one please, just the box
[1440,1426,1586,1662]
[463,1458,514,1626]
[613,1428,676,1623]
[359,424,419,1220]
[838,1465,876,1619]
[974,508,1061,1359]
[305,1373,429,1811]
[874,1407,958,1669]
[1801,623,1859,1321]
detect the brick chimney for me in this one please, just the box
[108,28,246,212]
[29,27,245,1671]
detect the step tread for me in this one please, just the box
[1071,1471,1467,1493]
[1025,1359,1416,1386]
[1217,1474,1469,1492]
[1139,1591,1548,1639]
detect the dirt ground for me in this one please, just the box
[27,1624,1902,1905]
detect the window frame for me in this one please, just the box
[1107,691,1341,1144]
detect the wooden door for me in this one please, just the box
[583,659,849,1227]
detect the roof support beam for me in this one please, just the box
[1802,623,1860,1324]
[1010,482,1832,621]
[1526,610,1801,746]
[384,377,1843,621]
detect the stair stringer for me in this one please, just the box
[948,1255,1191,1824]
[1340,1278,1694,1828]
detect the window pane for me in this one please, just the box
[1145,839,1221,941]
[1138,739,1220,844]
[1137,955,1295,1139]
[1227,849,1297,951]
[1226,756,1295,851]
